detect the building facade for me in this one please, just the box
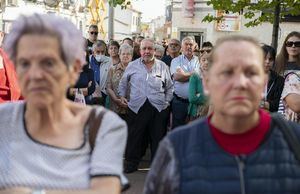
[0,0,87,34]
[168,0,300,49]
[0,0,141,41]
[102,4,141,41]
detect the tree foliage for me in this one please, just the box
[108,0,131,9]
[202,0,300,27]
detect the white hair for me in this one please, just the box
[4,13,85,67]
[155,44,165,54]
[141,38,155,46]
[182,36,195,44]
[119,43,133,55]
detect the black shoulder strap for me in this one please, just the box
[284,71,300,80]
[271,113,300,162]
[87,107,107,152]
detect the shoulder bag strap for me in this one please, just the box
[284,71,300,81]
[271,113,300,162]
[88,107,107,153]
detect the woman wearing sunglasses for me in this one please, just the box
[276,31,300,122]
[199,41,213,57]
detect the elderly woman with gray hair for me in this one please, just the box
[154,44,165,60]
[0,14,127,194]
[106,44,133,120]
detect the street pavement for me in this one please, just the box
[123,155,151,194]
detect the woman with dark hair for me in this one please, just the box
[276,31,300,122]
[200,41,213,57]
[275,31,300,75]
[108,40,120,66]
[260,44,284,112]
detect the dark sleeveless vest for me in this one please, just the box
[168,118,300,194]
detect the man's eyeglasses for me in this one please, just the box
[200,49,212,54]
[90,31,98,35]
[286,41,300,47]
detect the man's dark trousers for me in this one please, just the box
[171,96,189,129]
[125,99,169,168]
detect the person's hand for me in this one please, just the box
[119,97,128,108]
[115,99,123,107]
[0,187,31,194]
[176,67,191,77]
[119,101,128,108]
[115,98,127,108]
[176,67,185,74]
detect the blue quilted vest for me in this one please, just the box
[168,118,300,194]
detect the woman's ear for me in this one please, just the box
[69,59,82,86]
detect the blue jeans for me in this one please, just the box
[171,97,189,129]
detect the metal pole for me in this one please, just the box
[108,4,114,41]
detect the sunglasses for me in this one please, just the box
[200,49,212,54]
[286,41,300,47]
[169,43,180,48]
[90,31,98,35]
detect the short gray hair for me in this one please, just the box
[155,44,165,54]
[119,43,133,55]
[141,38,155,47]
[4,13,85,67]
[182,36,195,44]
[92,40,107,52]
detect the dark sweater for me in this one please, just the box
[267,70,284,112]
[67,65,95,104]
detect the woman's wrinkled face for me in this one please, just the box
[286,36,300,58]
[120,49,132,65]
[264,52,274,72]
[16,34,75,107]
[204,41,266,118]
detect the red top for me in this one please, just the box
[0,48,22,102]
[0,67,10,102]
[208,109,271,155]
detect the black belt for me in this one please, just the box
[173,93,189,103]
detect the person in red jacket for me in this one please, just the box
[0,46,22,102]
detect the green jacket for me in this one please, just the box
[188,73,207,117]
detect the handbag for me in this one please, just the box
[74,89,86,105]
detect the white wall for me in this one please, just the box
[103,4,141,41]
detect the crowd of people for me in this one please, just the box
[0,13,300,194]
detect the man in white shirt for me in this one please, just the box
[170,36,200,129]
